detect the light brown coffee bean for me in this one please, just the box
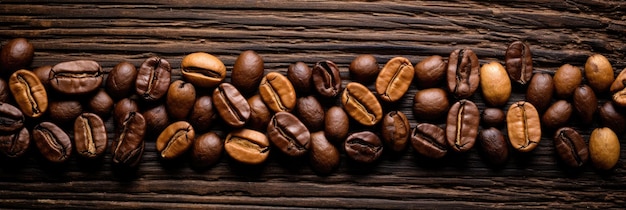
[553,64,582,99]
[446,99,479,152]
[341,82,383,126]
[181,52,226,89]
[584,54,614,93]
[506,101,541,152]
[375,57,414,102]
[589,127,620,170]
[259,72,296,112]
[480,61,511,107]
[224,129,270,165]
[9,70,48,118]
[156,121,195,159]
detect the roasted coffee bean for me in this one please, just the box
[231,50,264,94]
[74,113,107,159]
[478,127,509,166]
[247,94,271,131]
[111,112,146,167]
[113,98,139,126]
[376,57,414,102]
[505,41,533,85]
[309,131,340,175]
[480,62,511,107]
[188,95,216,132]
[50,60,103,95]
[106,62,137,100]
[506,101,541,152]
[86,89,114,118]
[554,127,588,168]
[613,88,626,107]
[526,73,553,113]
[312,60,342,98]
[213,83,250,128]
[553,64,582,99]
[32,65,52,89]
[267,111,311,157]
[344,131,383,163]
[166,80,196,120]
[598,101,626,134]
[411,123,447,159]
[413,88,449,120]
[0,38,34,74]
[481,108,505,128]
[295,96,324,132]
[224,128,270,165]
[48,100,82,124]
[573,85,597,125]
[0,78,9,103]
[610,67,626,93]
[143,104,170,135]
[191,132,223,168]
[9,70,48,118]
[414,55,446,88]
[589,127,620,170]
[324,106,349,143]
[542,100,572,129]
[0,127,29,158]
[32,122,72,163]
[447,48,480,99]
[381,111,410,152]
[156,121,195,159]
[287,62,312,94]
[584,54,614,93]
[136,56,171,102]
[349,54,379,84]
[0,102,24,133]
[259,72,296,112]
[446,99,479,152]
[181,52,226,89]
[341,82,383,126]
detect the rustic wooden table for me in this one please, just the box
[1,1,625,209]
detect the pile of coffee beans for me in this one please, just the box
[0,37,623,175]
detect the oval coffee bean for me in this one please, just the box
[106,61,137,100]
[505,41,533,85]
[312,60,342,98]
[381,111,410,152]
[589,127,620,170]
[224,128,270,165]
[86,89,114,118]
[247,94,271,131]
[412,88,449,120]
[9,70,48,118]
[191,132,223,168]
[166,80,196,120]
[156,121,195,159]
[447,48,480,99]
[0,127,29,158]
[480,61,511,107]
[553,64,582,99]
[411,123,447,159]
[478,127,509,166]
[349,54,379,84]
[135,56,171,102]
[481,108,505,128]
[295,96,324,132]
[259,72,296,112]
[0,102,24,133]
[541,100,572,129]
[554,127,589,168]
[287,62,312,94]
[506,101,541,152]
[446,99,479,152]
[324,106,349,143]
[414,55,446,88]
[143,104,170,135]
[0,38,34,74]
[267,111,311,157]
[213,83,250,128]
[48,100,83,124]
[573,85,597,125]
[111,112,146,167]
[33,122,72,163]
[188,95,216,132]
[309,131,340,175]
[610,67,626,93]
[32,65,52,89]
[584,54,614,93]
[50,60,103,95]
[598,101,626,134]
[113,98,139,126]
[181,52,226,89]
[74,113,107,159]
[341,82,383,126]
[375,57,414,102]
[231,50,264,94]
[526,73,554,113]
[344,131,383,163]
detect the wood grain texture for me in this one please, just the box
[0,0,625,209]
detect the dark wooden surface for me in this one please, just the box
[1,0,626,209]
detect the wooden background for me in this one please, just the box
[1,0,625,209]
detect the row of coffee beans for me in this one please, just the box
[0,38,622,174]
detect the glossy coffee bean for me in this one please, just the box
[0,102,24,133]
[267,111,311,157]
[344,131,383,163]
[287,62,312,94]
[526,73,553,113]
[312,60,341,98]
[481,108,505,128]
[48,100,83,124]
[9,70,48,118]
[411,123,447,159]
[553,64,582,99]
[106,61,137,100]
[349,54,379,84]
[181,52,226,89]
[612,88,626,107]
[381,111,410,152]
[0,78,9,103]
[136,56,171,102]
[554,127,588,168]
[324,106,349,143]
[50,60,103,95]
[247,94,271,131]
[213,83,250,128]
[506,101,541,152]
[589,127,620,170]
[113,98,139,126]
[224,129,270,165]
[142,104,170,135]
[573,85,597,125]
[259,72,296,112]
[584,54,614,93]
[32,122,72,163]
[541,100,572,129]
[480,62,511,107]
[166,80,196,120]
[86,89,114,118]
[0,127,29,158]
[111,112,146,167]
[191,132,223,168]
[478,128,509,166]
[0,38,34,74]
[309,131,340,175]
[32,65,52,89]
[375,57,414,102]
[341,82,383,126]
[447,48,480,99]
[412,88,449,120]
[505,41,533,85]
[414,55,446,88]
[231,50,264,94]
[295,96,324,132]
[74,113,107,159]
[156,121,195,159]
[188,95,216,132]
[446,99,479,152]
[598,101,626,134]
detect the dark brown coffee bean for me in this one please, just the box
[213,83,250,128]
[344,131,383,163]
[446,100,479,152]
[191,132,223,168]
[113,98,139,126]
[480,62,511,107]
[554,127,589,168]
[86,89,113,118]
[0,78,9,103]
[478,127,508,166]
[341,82,383,126]
[166,80,196,120]
[136,56,171,102]
[50,60,103,95]
[111,112,146,167]
[156,121,195,159]
[247,94,271,131]
[610,67,626,93]
[106,62,137,100]
[32,122,72,163]
[598,101,626,134]
[188,95,216,132]
[295,96,324,132]
[312,60,342,98]
[143,104,170,135]
[259,72,296,112]
[414,55,446,88]
[231,50,264,94]
[181,52,226,89]
[584,54,614,93]
[481,108,505,128]
[324,106,349,143]
[48,100,83,124]
[267,111,311,157]
[573,85,597,125]
[287,62,312,94]
[589,127,620,170]
[0,127,29,158]
[506,101,541,152]
[349,54,379,84]
[553,64,582,99]
[224,129,270,165]
[1,38,34,74]
[0,102,24,133]
[542,100,572,129]
[411,123,447,159]
[376,57,414,102]
[505,41,533,85]
[9,70,48,118]
[412,88,449,120]
[381,111,410,152]
[74,113,107,159]
[32,65,52,89]
[309,131,340,175]
[526,73,553,113]
[447,48,480,99]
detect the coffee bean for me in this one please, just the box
[480,61,511,107]
[609,67,626,93]
[573,85,597,125]
[589,127,620,170]
[506,101,541,152]
[344,131,383,163]
[224,128,270,165]
[446,99,479,152]
[166,80,196,120]
[341,82,383,126]
[312,60,342,98]
[411,123,447,159]
[74,113,107,159]
[50,60,103,95]
[309,131,340,175]
[32,122,72,163]
[136,56,171,102]
[191,132,223,168]
[106,61,137,100]
[111,112,146,167]
[375,57,414,102]
[324,106,349,143]
[505,41,533,85]
[447,48,480,99]
[247,94,271,131]
[267,111,311,157]
[232,50,264,94]
[414,55,446,88]
[542,100,572,129]
[32,65,52,89]
[412,88,449,120]
[295,96,324,132]
[9,70,48,118]
[598,101,626,134]
[584,54,614,93]
[478,127,509,166]
[259,72,296,112]
[0,38,34,74]
[349,54,379,84]
[113,98,138,126]
[612,88,626,107]
[143,104,170,135]
[0,102,24,133]
[381,111,410,152]
[188,95,216,132]
[526,73,554,113]
[553,64,582,99]
[554,127,588,168]
[181,52,226,89]
[287,62,312,94]
[0,127,29,158]
[86,89,114,118]
[156,121,195,159]
[0,78,9,103]
[213,83,250,128]
[48,100,82,124]
[481,108,505,128]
